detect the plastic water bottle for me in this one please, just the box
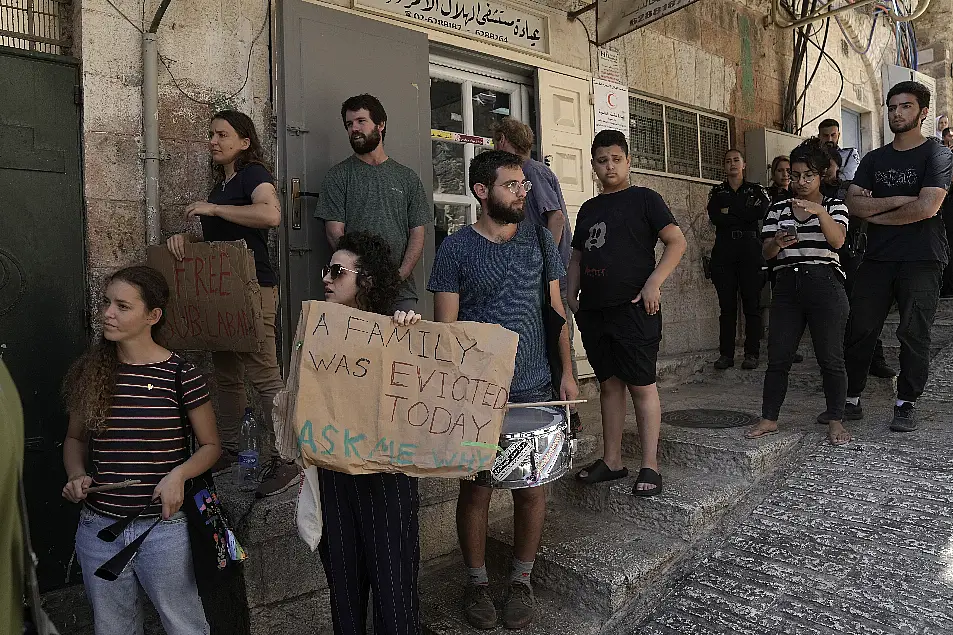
[237,408,260,491]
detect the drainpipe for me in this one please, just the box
[143,0,173,246]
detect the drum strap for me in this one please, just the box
[533,225,566,396]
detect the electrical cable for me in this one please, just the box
[799,27,846,131]
[159,0,270,108]
[834,12,878,55]
[103,0,143,32]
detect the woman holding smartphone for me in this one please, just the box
[747,138,851,445]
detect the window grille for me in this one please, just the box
[1,0,70,55]
[629,94,730,184]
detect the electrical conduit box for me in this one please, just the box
[743,128,807,186]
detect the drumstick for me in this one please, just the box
[85,479,142,493]
[505,399,588,409]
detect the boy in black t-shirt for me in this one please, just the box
[838,81,953,432]
[567,130,686,496]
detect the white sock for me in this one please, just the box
[896,400,914,408]
[846,397,860,406]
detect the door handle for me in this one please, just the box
[290,178,320,230]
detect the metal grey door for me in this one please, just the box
[278,1,433,368]
[0,48,86,590]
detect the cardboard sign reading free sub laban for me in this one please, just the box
[291,301,519,478]
[146,241,265,352]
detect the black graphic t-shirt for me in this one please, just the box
[852,138,953,263]
[571,186,678,311]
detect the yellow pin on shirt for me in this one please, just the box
[147,384,154,390]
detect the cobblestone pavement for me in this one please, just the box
[637,348,953,634]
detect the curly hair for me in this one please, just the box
[335,232,401,314]
[790,137,832,176]
[63,266,170,434]
[210,110,267,183]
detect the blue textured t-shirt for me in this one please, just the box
[428,221,565,403]
[521,159,572,291]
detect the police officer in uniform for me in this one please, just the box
[708,148,771,370]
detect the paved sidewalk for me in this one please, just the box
[636,349,953,634]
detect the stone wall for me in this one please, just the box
[912,0,953,123]
[78,0,273,313]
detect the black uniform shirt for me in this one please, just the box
[707,181,770,234]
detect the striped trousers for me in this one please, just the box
[318,469,420,635]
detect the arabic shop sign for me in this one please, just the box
[596,0,702,45]
[357,0,550,54]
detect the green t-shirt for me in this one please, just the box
[0,360,24,635]
[316,156,432,302]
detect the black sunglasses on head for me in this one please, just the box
[321,263,362,280]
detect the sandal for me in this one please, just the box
[632,467,662,497]
[745,425,779,439]
[575,459,628,484]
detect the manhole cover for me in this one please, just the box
[661,409,759,429]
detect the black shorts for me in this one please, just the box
[575,302,661,386]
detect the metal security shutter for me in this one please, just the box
[0,0,71,55]
[629,93,730,185]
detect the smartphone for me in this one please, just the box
[779,220,797,239]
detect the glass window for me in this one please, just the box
[472,88,512,139]
[432,141,466,196]
[434,204,470,251]
[431,78,464,133]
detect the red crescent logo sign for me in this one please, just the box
[607,92,616,107]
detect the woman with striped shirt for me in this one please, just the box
[61,266,220,635]
[747,139,852,446]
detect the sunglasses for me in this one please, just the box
[321,263,362,280]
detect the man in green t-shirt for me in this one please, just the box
[316,94,432,311]
[1,360,24,635]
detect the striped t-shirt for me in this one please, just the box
[761,197,849,276]
[85,353,210,518]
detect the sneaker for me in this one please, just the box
[212,449,238,477]
[741,355,759,370]
[714,355,734,370]
[502,582,535,629]
[255,458,301,498]
[462,583,497,630]
[869,360,897,378]
[793,352,804,364]
[890,402,917,432]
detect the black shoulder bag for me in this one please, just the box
[534,225,567,397]
[174,362,245,589]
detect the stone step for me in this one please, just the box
[419,558,605,635]
[485,502,686,621]
[620,424,802,479]
[552,466,749,541]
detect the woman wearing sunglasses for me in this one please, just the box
[747,138,851,446]
[61,265,220,634]
[318,231,423,635]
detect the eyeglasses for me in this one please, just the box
[790,172,817,184]
[496,179,533,194]
[321,263,361,280]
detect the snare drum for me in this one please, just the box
[475,405,575,489]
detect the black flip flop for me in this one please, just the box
[576,459,628,484]
[632,467,662,497]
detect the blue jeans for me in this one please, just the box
[75,507,209,635]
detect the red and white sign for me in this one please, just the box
[593,79,629,139]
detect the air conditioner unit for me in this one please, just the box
[882,64,937,143]
[743,128,807,187]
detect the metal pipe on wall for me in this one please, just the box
[143,0,173,246]
[143,31,160,245]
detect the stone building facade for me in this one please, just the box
[11,0,920,628]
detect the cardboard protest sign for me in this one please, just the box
[280,301,519,478]
[146,241,265,352]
